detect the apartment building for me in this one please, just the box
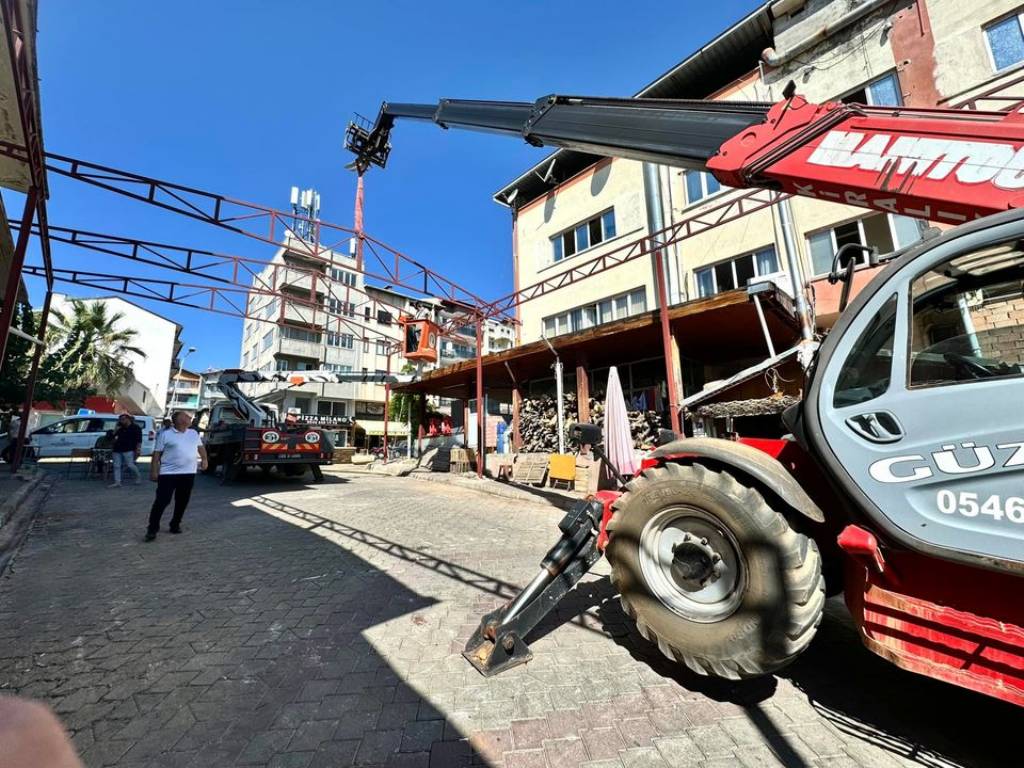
[166,368,201,415]
[238,232,514,446]
[494,0,1024,398]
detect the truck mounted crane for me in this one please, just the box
[345,89,1024,706]
[198,368,414,483]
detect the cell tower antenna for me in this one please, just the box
[289,186,321,243]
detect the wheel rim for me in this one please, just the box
[638,505,745,623]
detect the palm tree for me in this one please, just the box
[43,299,147,397]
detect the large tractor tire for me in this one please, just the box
[605,461,825,680]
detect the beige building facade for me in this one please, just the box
[500,0,1024,388]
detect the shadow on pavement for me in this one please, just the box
[0,470,484,767]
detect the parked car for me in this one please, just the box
[15,414,159,459]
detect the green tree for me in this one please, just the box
[388,362,431,437]
[37,299,146,404]
[0,299,36,409]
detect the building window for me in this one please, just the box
[261,329,274,351]
[683,171,721,206]
[807,213,925,276]
[263,298,277,319]
[377,309,393,325]
[317,399,348,417]
[985,13,1024,71]
[330,267,357,287]
[281,325,322,344]
[327,331,354,349]
[542,287,646,338]
[694,246,780,298]
[324,363,353,374]
[550,209,616,263]
[842,72,902,106]
[326,297,355,317]
[375,340,389,356]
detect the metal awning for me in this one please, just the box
[355,420,407,436]
[394,284,800,398]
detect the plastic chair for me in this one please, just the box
[548,454,576,490]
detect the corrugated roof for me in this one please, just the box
[494,2,774,208]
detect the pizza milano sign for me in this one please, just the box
[298,414,353,427]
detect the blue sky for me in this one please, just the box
[20,0,761,371]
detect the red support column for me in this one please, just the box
[383,352,391,455]
[417,392,426,456]
[654,245,682,434]
[475,316,484,478]
[0,187,39,365]
[354,174,365,273]
[11,288,51,472]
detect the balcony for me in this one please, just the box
[273,266,324,295]
[278,337,323,359]
[281,302,324,327]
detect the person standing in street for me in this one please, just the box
[108,414,142,487]
[146,410,207,542]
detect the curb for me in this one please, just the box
[402,469,580,511]
[0,469,50,576]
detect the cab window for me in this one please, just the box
[53,419,89,433]
[909,240,1024,387]
[833,294,898,408]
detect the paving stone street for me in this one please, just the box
[0,468,1017,768]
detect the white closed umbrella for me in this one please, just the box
[603,366,638,477]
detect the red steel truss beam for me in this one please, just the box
[19,264,403,352]
[13,222,413,327]
[479,187,785,319]
[947,71,1024,111]
[0,145,495,317]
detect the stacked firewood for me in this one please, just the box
[518,393,664,451]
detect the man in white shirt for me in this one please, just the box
[146,411,208,542]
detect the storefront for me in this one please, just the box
[393,284,801,450]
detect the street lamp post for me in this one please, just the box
[169,346,197,414]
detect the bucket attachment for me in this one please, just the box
[463,498,605,676]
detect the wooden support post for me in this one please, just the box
[512,384,522,453]
[576,358,590,424]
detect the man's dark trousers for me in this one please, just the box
[148,474,195,533]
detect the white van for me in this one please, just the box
[27,414,159,458]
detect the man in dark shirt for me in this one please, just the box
[109,414,142,487]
